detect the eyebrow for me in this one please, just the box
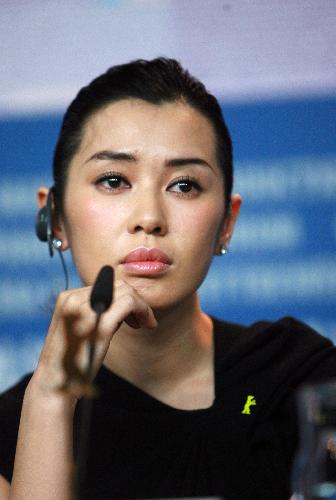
[85,150,213,170]
[85,151,136,163]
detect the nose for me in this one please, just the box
[127,191,168,236]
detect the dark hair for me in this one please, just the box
[53,57,233,213]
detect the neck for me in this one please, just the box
[104,293,213,388]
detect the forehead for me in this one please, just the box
[76,98,218,164]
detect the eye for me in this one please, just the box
[167,176,202,197]
[95,171,131,191]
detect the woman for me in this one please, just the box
[0,58,335,500]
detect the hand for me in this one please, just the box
[29,279,157,402]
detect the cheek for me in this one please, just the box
[175,201,223,253]
[68,197,120,231]
[64,197,122,245]
[63,198,124,285]
[169,202,223,296]
[67,202,98,241]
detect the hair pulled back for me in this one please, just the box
[53,57,233,214]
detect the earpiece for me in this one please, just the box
[35,187,57,257]
[35,187,69,289]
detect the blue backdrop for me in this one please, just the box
[1,96,335,391]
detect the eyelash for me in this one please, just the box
[167,176,202,197]
[95,171,131,191]
[95,171,202,197]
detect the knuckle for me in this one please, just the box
[114,280,132,295]
[115,279,127,287]
[123,293,137,311]
[63,292,80,311]
[55,289,70,308]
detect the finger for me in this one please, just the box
[109,280,158,329]
[39,288,95,368]
[125,305,158,330]
[98,293,157,336]
[48,287,92,333]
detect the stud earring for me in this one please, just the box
[52,238,63,250]
[219,244,228,255]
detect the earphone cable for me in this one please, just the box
[57,248,69,290]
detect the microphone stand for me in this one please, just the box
[73,265,114,499]
[74,314,101,500]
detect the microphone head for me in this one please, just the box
[90,265,114,314]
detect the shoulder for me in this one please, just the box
[246,316,334,365]
[0,373,32,413]
[0,373,32,482]
[0,373,33,431]
[213,315,333,351]
[213,316,336,383]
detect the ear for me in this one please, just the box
[37,185,49,209]
[215,193,242,254]
[36,186,70,251]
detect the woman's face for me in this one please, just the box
[56,99,239,311]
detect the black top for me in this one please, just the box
[1,316,336,499]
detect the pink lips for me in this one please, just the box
[122,247,172,276]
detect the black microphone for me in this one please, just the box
[76,265,114,499]
[90,265,114,315]
[86,265,114,380]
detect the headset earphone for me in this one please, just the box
[35,186,69,288]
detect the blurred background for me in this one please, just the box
[0,0,335,392]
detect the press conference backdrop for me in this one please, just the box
[0,1,336,392]
[1,97,335,391]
